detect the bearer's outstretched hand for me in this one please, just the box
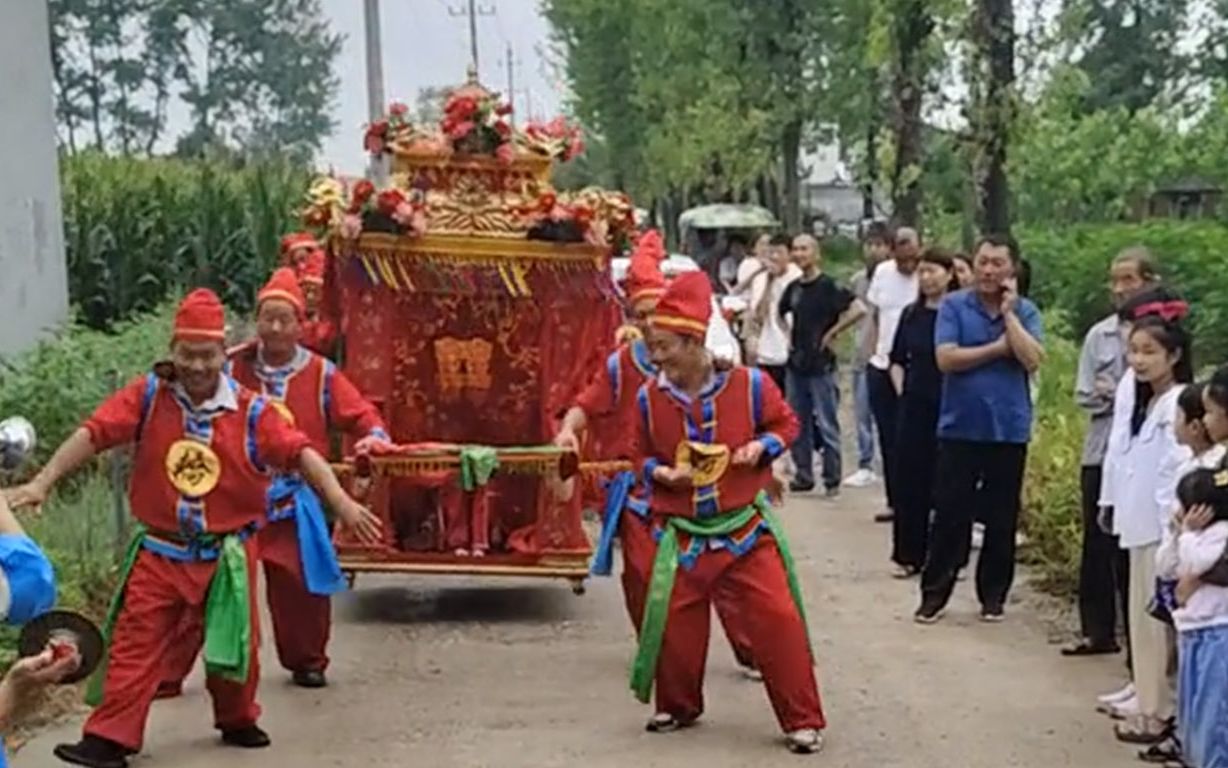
[353,434,394,456]
[337,497,383,545]
[4,481,48,514]
[652,464,693,489]
[732,441,765,467]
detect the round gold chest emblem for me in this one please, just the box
[165,439,222,498]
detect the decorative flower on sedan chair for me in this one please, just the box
[519,117,586,162]
[363,100,415,155]
[301,175,346,230]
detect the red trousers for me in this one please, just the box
[163,518,331,685]
[620,513,756,668]
[654,535,825,732]
[85,547,261,751]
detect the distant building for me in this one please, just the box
[798,134,887,238]
[1144,177,1223,220]
[0,1,67,357]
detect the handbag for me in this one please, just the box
[1147,577,1177,626]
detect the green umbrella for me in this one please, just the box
[678,204,779,230]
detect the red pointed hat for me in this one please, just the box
[173,289,226,343]
[280,232,318,259]
[299,249,326,285]
[257,267,306,316]
[624,229,667,303]
[650,271,711,340]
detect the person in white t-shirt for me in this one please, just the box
[748,234,802,389]
[864,226,920,522]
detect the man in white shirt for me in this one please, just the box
[865,226,920,523]
[845,223,892,489]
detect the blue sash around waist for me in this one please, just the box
[267,474,347,596]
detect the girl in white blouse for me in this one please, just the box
[1100,307,1193,744]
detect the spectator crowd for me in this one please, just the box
[707,224,1226,768]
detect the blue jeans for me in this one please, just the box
[852,367,876,471]
[787,368,842,489]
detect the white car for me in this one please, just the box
[610,254,742,365]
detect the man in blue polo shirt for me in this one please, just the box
[915,233,1044,624]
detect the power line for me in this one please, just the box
[448,0,496,79]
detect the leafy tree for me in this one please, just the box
[47,0,341,160]
[1061,0,1191,114]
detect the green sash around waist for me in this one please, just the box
[85,526,253,706]
[629,493,810,703]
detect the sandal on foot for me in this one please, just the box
[1116,721,1171,745]
[1138,738,1181,764]
[892,565,920,580]
[786,729,824,754]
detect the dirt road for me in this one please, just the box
[19,485,1135,768]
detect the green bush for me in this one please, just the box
[63,153,310,329]
[1019,311,1085,595]
[1021,220,1228,365]
[0,304,175,466]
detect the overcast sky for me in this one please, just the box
[318,0,562,173]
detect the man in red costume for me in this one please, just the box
[298,249,337,356]
[629,271,826,754]
[280,232,318,274]
[160,269,389,693]
[5,289,382,768]
[556,230,759,679]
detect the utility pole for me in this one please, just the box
[363,0,387,181]
[504,43,517,128]
[450,0,496,79]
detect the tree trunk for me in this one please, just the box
[974,0,1015,235]
[890,0,933,228]
[782,118,802,232]
[863,67,880,220]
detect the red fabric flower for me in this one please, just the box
[349,180,376,213]
[389,101,409,117]
[495,102,513,116]
[494,120,512,138]
[447,120,476,141]
[377,189,406,216]
[495,142,515,164]
[363,120,388,153]
[445,96,478,119]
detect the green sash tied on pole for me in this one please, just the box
[628,493,810,703]
[85,527,252,707]
[459,446,499,491]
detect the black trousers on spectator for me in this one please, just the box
[866,366,899,509]
[1078,465,1131,650]
[892,397,939,569]
[921,439,1027,611]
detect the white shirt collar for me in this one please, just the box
[256,344,309,374]
[173,375,238,412]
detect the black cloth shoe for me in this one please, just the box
[221,725,271,749]
[292,669,327,688]
[53,736,130,768]
[914,600,946,625]
[789,480,815,493]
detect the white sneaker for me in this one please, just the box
[1097,682,1135,705]
[971,523,985,550]
[1106,694,1139,720]
[843,468,878,488]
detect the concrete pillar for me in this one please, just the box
[0,0,68,357]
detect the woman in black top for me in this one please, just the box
[888,247,959,577]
